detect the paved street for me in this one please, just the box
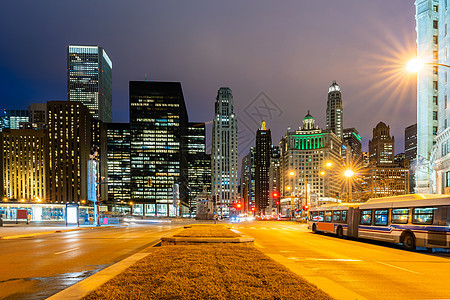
[233,221,450,300]
[0,221,184,299]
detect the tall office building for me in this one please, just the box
[268,145,281,209]
[129,81,189,217]
[1,110,29,131]
[187,122,211,214]
[414,1,439,193]
[240,148,255,212]
[368,122,395,165]
[106,123,131,207]
[343,128,362,162]
[405,124,418,162]
[47,101,95,203]
[326,81,343,140]
[0,129,48,202]
[20,103,47,130]
[255,121,272,213]
[67,45,112,123]
[280,112,342,209]
[211,87,239,214]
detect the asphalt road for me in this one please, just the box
[233,221,450,300]
[0,221,185,299]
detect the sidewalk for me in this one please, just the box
[0,223,119,239]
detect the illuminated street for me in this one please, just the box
[233,221,450,300]
[0,222,184,299]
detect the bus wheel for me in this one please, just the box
[403,232,416,250]
[336,226,343,238]
[312,224,317,234]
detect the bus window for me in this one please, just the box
[412,207,434,225]
[360,210,372,225]
[341,210,347,222]
[374,209,388,226]
[309,211,317,221]
[333,211,341,222]
[314,211,324,222]
[325,211,332,222]
[391,208,409,224]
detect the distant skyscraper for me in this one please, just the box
[326,81,343,140]
[211,87,238,214]
[368,122,395,165]
[343,127,362,162]
[187,122,211,215]
[255,121,272,213]
[268,145,281,209]
[0,110,29,131]
[240,148,255,212]
[106,123,131,206]
[67,45,112,123]
[405,123,417,194]
[414,0,439,193]
[129,81,188,217]
[19,103,47,130]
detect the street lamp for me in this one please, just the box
[406,58,450,73]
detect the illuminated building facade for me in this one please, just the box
[343,128,362,162]
[240,148,255,211]
[255,121,272,213]
[405,123,417,193]
[0,129,48,202]
[326,81,343,140]
[369,122,395,165]
[129,81,189,217]
[1,110,29,131]
[414,0,439,193]
[187,123,211,214]
[106,123,131,206]
[47,101,106,204]
[362,163,410,198]
[211,87,239,213]
[280,112,342,201]
[268,145,281,209]
[67,45,112,123]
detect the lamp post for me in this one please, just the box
[344,169,355,202]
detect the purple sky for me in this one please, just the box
[0,1,417,156]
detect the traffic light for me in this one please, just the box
[303,205,310,211]
[276,201,279,205]
[272,191,279,198]
[236,202,242,209]
[251,207,255,211]
[147,178,152,186]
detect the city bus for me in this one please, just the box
[308,194,450,250]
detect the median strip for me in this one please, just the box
[52,224,333,299]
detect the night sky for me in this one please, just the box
[0,1,416,157]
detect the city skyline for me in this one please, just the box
[0,1,416,154]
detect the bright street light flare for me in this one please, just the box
[344,169,355,178]
[406,58,424,73]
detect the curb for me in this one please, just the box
[46,251,152,300]
[0,225,124,240]
[161,236,254,245]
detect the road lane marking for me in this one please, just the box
[304,241,319,246]
[250,227,256,229]
[375,261,420,274]
[288,257,362,262]
[280,250,294,253]
[54,247,80,255]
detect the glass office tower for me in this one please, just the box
[67,45,112,123]
[129,81,188,217]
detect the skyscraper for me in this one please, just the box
[414,1,439,193]
[343,127,362,162]
[20,103,47,130]
[187,122,211,215]
[129,81,188,217]
[405,123,417,194]
[106,123,131,207]
[255,121,272,213]
[240,148,255,212]
[211,87,238,214]
[47,101,97,203]
[368,122,395,165]
[326,81,343,140]
[67,45,112,123]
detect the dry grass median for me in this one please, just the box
[84,244,332,300]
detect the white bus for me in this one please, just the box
[308,194,450,250]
